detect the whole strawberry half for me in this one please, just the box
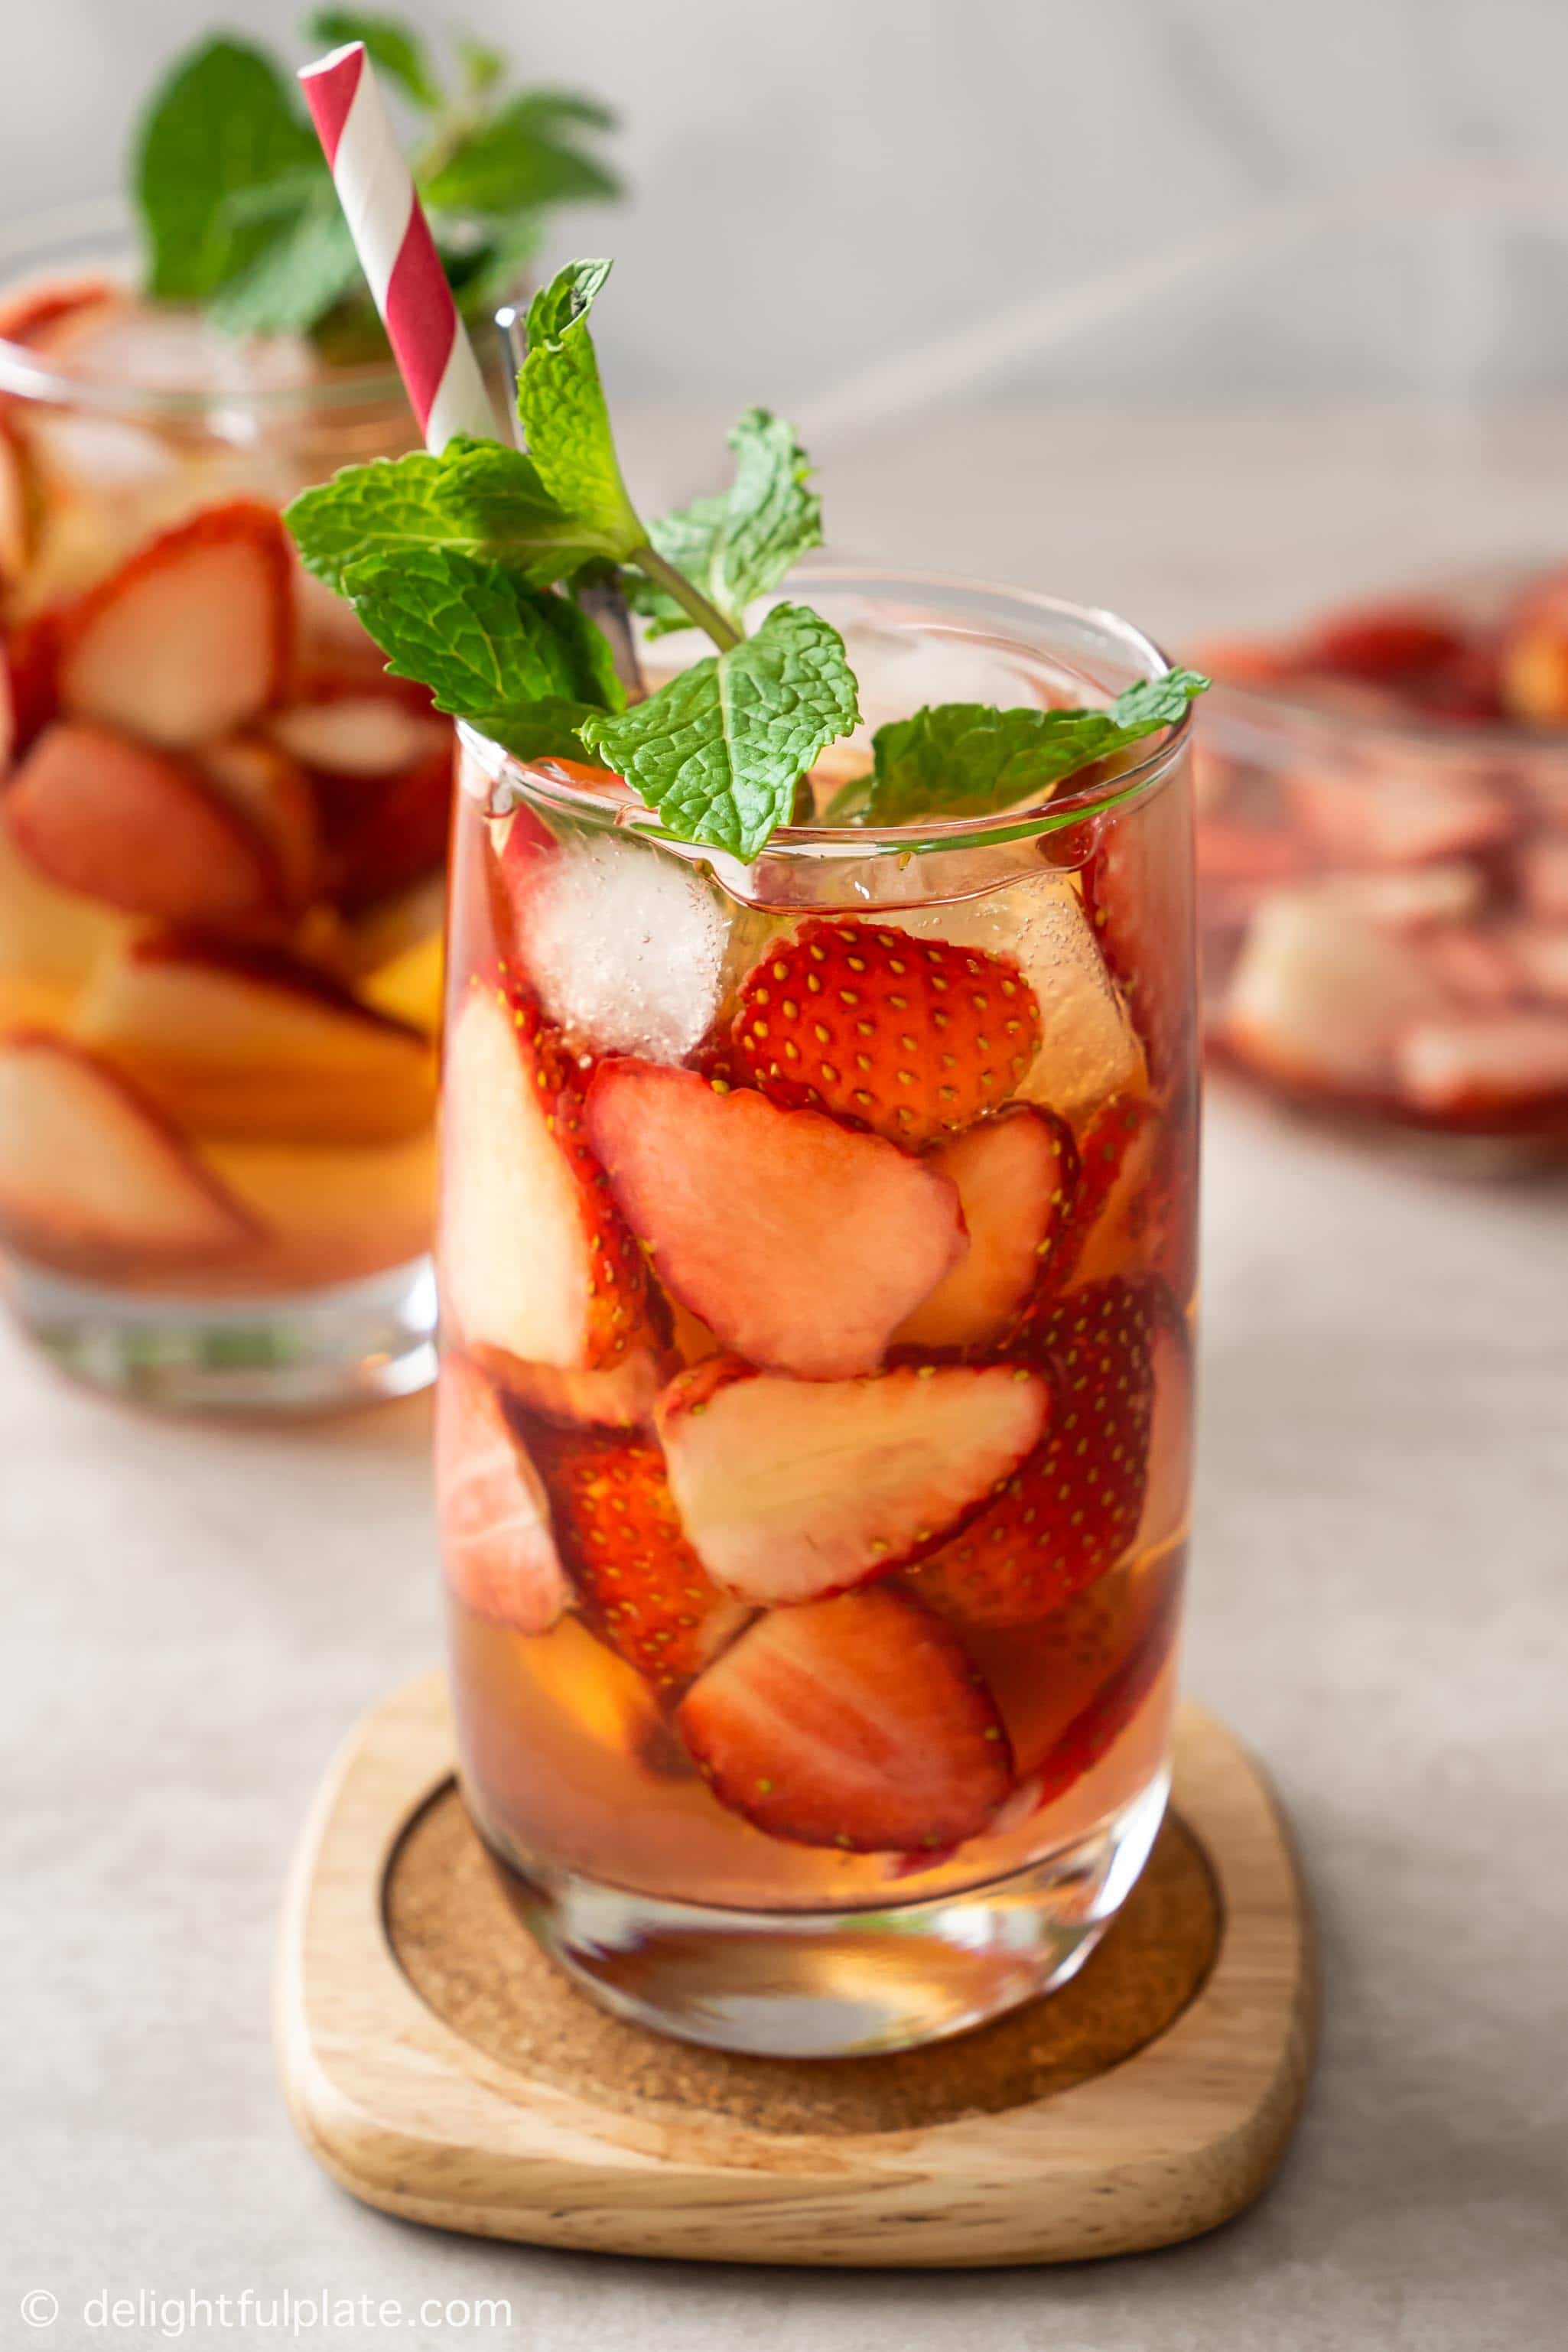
[536,1427,750,1690]
[675,1584,1013,1853]
[730,917,1043,1147]
[915,1277,1160,1628]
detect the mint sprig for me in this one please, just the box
[626,408,822,641]
[341,545,624,722]
[829,671,1211,826]
[288,435,613,592]
[133,21,620,343]
[578,607,858,860]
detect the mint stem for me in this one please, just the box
[628,543,743,651]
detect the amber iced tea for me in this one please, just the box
[433,581,1199,2053]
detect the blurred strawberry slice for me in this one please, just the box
[1521,840,1568,922]
[436,1355,567,1635]
[0,1031,258,1274]
[265,691,447,778]
[892,1105,1076,1353]
[1506,924,1568,1005]
[676,1586,1013,1853]
[480,1344,665,1432]
[6,721,282,922]
[1222,887,1446,1095]
[328,740,455,910]
[657,1355,1050,1605]
[538,1427,750,1688]
[4,612,60,753]
[1286,764,1514,868]
[0,274,118,350]
[442,978,656,1374]
[54,500,292,750]
[197,735,321,912]
[0,412,35,585]
[1295,603,1472,688]
[585,1060,967,1381]
[76,933,434,1143]
[916,1278,1159,1627]
[1394,1013,1568,1118]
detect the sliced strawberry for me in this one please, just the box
[441,978,655,1373]
[265,691,448,779]
[435,1355,568,1635]
[676,1585,1013,1852]
[1222,887,1446,1095]
[1507,924,1568,1005]
[6,721,282,922]
[891,1105,1076,1353]
[1285,764,1515,868]
[1521,840,1568,922]
[197,735,321,911]
[1056,1091,1196,1302]
[584,1059,967,1381]
[1295,603,1472,689]
[0,274,119,352]
[730,916,1042,1147]
[76,932,434,1143]
[1085,769,1194,1086]
[4,612,60,753]
[1033,1562,1184,1807]
[0,410,36,584]
[54,500,292,750]
[1423,924,1521,1008]
[328,740,454,909]
[1394,1013,1568,1118]
[0,1031,259,1274]
[536,1428,750,1689]
[1135,1289,1195,1556]
[916,1278,1158,1628]
[657,1355,1050,1605]
[479,1343,665,1432]
[952,1543,1184,1781]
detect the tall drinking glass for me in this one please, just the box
[0,207,454,1409]
[435,570,1199,2055]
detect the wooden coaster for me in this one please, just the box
[277,1673,1316,2267]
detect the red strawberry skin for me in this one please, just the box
[676,1585,1013,1852]
[915,1277,1159,1627]
[1056,1091,1198,1306]
[1033,1557,1184,1806]
[537,1428,749,1689]
[731,916,1043,1147]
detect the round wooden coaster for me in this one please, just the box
[388,1791,1220,2137]
[277,1675,1315,2265]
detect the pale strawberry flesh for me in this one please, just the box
[657,1356,1052,1605]
[893,1104,1076,1352]
[676,1586,1013,1852]
[436,1355,568,1635]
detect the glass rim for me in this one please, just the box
[460,562,1195,863]
[0,197,415,419]
[1208,667,1568,769]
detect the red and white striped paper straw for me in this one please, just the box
[300,42,498,452]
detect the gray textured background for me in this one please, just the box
[8,0,1568,423]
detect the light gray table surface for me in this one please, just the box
[5,415,1568,2348]
[5,1084,1565,2351]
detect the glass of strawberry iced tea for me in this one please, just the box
[0,219,451,1407]
[436,571,1199,2055]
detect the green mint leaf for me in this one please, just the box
[854,670,1209,826]
[455,35,506,98]
[471,697,606,763]
[208,189,361,336]
[577,604,859,860]
[304,13,444,110]
[627,408,821,638]
[338,547,625,722]
[516,261,643,556]
[135,38,317,302]
[421,93,621,215]
[285,439,617,597]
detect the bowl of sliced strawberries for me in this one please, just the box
[1197,577,1568,1167]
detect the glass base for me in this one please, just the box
[4,1254,438,1414]
[476,1768,1171,2059]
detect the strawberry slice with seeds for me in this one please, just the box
[436,1355,568,1635]
[54,499,292,750]
[730,916,1043,1147]
[657,1355,1050,1605]
[916,1277,1158,1626]
[6,721,283,923]
[1056,1090,1197,1303]
[478,1343,665,1433]
[441,976,656,1373]
[893,1103,1077,1354]
[676,1585,1013,1852]
[584,1059,967,1380]
[538,1429,750,1689]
